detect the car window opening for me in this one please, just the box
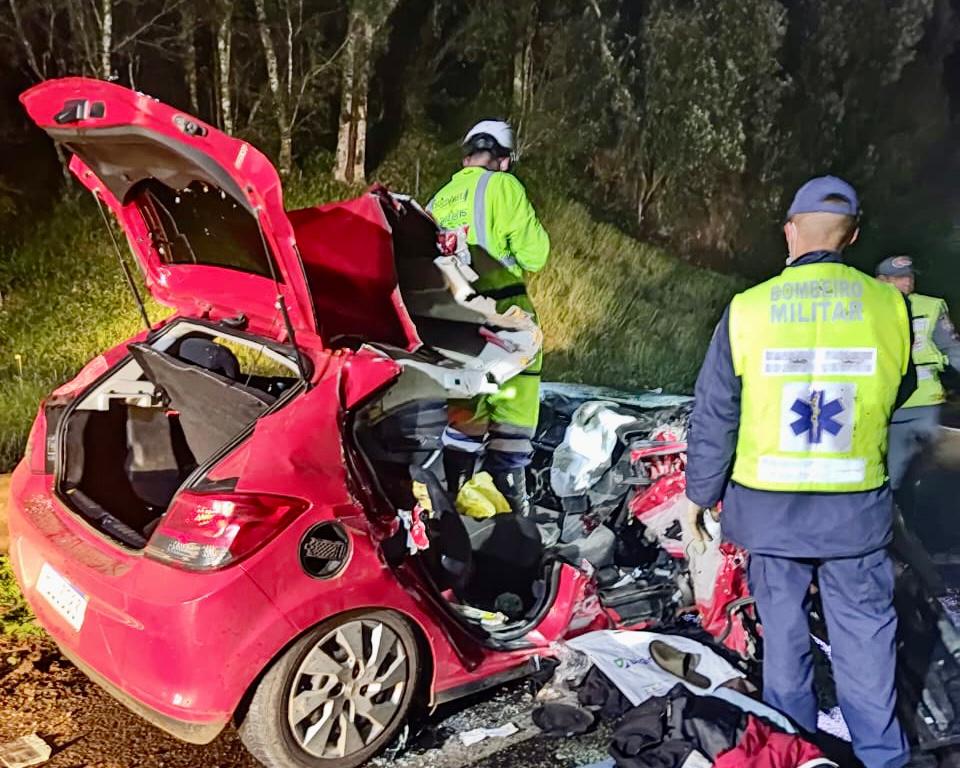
[132,179,280,281]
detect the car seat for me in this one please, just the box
[459,513,543,611]
[177,337,242,380]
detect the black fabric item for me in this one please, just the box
[443,447,476,496]
[531,703,596,737]
[609,685,748,768]
[608,694,684,767]
[479,284,528,302]
[578,667,633,721]
[128,343,274,464]
[610,739,694,768]
[665,686,747,759]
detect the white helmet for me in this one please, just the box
[463,119,515,158]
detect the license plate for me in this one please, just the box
[36,562,87,632]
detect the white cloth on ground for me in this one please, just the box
[567,630,796,733]
[566,630,744,703]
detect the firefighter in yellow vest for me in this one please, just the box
[875,255,960,490]
[686,177,916,768]
[427,120,550,514]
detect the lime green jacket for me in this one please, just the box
[428,167,550,296]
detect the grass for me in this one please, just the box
[531,198,743,392]
[0,165,743,475]
[0,196,163,472]
[1,555,40,637]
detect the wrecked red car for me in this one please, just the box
[9,78,960,768]
[7,78,725,768]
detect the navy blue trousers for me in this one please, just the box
[888,405,941,491]
[748,549,910,768]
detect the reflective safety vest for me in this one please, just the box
[729,262,911,492]
[902,293,949,408]
[428,167,548,314]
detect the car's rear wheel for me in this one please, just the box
[238,610,420,768]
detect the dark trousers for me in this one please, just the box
[748,549,909,768]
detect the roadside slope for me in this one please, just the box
[0,186,742,472]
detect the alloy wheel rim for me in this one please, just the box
[287,619,409,759]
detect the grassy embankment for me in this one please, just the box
[0,162,743,635]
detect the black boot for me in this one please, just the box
[443,448,476,497]
[490,467,531,516]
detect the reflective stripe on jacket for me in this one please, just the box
[428,167,549,303]
[903,292,949,407]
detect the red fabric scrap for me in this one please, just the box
[714,716,835,768]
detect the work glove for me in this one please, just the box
[686,497,720,551]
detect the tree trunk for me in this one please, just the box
[512,44,525,116]
[100,0,112,79]
[181,4,199,114]
[217,3,234,135]
[511,3,536,155]
[350,16,372,184]
[9,0,44,79]
[333,12,357,183]
[253,0,292,174]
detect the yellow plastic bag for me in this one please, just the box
[455,472,511,519]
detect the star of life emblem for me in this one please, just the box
[780,382,855,453]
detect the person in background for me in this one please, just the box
[427,120,550,514]
[685,176,916,768]
[875,255,960,491]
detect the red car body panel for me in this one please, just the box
[287,195,422,352]
[9,77,616,746]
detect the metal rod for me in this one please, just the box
[93,193,151,331]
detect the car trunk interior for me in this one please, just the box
[57,323,299,548]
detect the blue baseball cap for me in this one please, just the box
[875,255,917,277]
[786,175,860,221]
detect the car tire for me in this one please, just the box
[238,610,421,768]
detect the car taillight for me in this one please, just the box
[145,491,307,571]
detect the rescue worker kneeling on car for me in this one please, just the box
[427,120,550,515]
[685,176,917,768]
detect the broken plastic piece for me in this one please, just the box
[0,734,52,768]
[457,722,519,746]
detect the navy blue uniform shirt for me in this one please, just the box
[686,251,916,558]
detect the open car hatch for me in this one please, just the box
[22,78,540,397]
[20,78,317,339]
[288,189,542,400]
